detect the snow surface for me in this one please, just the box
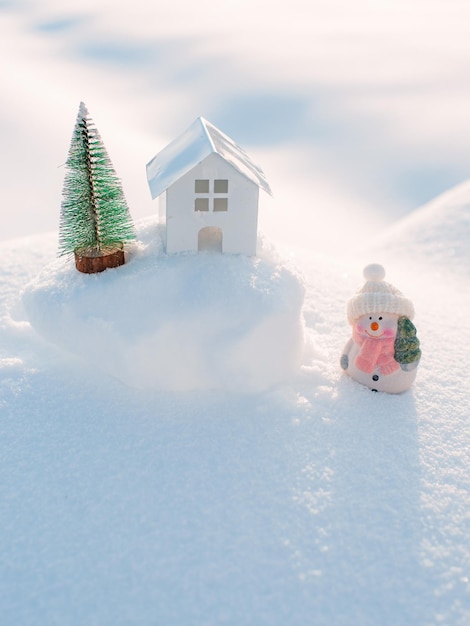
[1,182,470,625]
[2,1,470,623]
[22,223,305,393]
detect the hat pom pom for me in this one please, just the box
[363,263,385,282]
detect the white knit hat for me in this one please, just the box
[347,264,415,324]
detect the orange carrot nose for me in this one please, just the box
[370,321,379,331]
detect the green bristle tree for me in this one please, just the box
[394,316,422,366]
[58,102,135,258]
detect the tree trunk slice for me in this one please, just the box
[74,246,125,274]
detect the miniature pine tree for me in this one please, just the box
[394,316,421,365]
[58,102,135,258]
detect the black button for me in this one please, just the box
[372,374,379,381]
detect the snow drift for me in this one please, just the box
[22,220,305,392]
[374,179,470,277]
[4,179,470,626]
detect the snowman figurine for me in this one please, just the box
[340,264,421,393]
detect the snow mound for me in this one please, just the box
[22,221,305,392]
[374,179,470,276]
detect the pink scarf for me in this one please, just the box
[353,328,400,375]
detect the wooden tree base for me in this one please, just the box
[74,246,125,274]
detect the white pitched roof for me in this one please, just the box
[146,116,273,200]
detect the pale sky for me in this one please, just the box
[2,0,470,253]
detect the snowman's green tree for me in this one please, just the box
[394,316,421,368]
[58,102,135,259]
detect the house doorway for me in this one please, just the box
[198,226,223,252]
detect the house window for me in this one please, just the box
[214,179,228,193]
[195,198,209,211]
[194,179,229,212]
[195,179,209,193]
[214,198,228,212]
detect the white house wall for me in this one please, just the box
[157,192,167,249]
[165,152,259,255]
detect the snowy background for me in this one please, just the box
[1,1,470,624]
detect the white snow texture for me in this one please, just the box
[22,223,305,393]
[2,2,470,623]
[2,181,470,626]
